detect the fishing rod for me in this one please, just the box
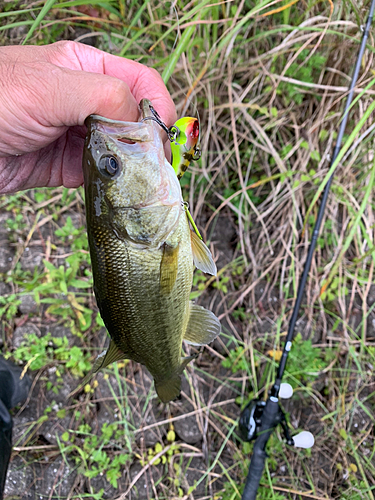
[239,2,375,499]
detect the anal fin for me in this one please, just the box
[184,303,221,346]
[179,354,197,372]
[92,340,126,372]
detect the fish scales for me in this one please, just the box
[82,99,221,402]
[90,219,193,369]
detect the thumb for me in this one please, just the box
[44,65,140,126]
[27,63,139,127]
[0,60,139,156]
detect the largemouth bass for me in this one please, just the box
[82,99,221,403]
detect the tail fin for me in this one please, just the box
[155,375,182,403]
[154,355,197,403]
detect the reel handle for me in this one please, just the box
[292,431,315,449]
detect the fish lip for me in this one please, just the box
[139,98,153,120]
[84,99,153,129]
[112,202,179,211]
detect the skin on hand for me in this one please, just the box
[0,41,176,193]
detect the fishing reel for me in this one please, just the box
[239,383,314,449]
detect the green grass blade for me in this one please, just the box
[305,96,375,224]
[162,25,195,84]
[22,0,58,45]
[0,21,34,33]
[0,9,37,18]
[122,0,149,39]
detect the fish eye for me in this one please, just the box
[99,155,120,177]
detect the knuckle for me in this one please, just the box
[103,78,129,107]
[109,77,129,97]
[52,40,78,54]
[81,76,132,121]
[46,40,82,66]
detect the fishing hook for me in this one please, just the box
[141,104,180,142]
[239,2,375,499]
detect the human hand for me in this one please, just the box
[0,41,176,193]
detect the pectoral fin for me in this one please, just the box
[184,303,221,346]
[190,230,217,275]
[160,244,179,294]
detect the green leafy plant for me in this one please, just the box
[27,260,93,331]
[286,332,334,384]
[62,422,131,489]
[213,274,230,294]
[320,276,349,302]
[0,294,21,321]
[276,48,326,105]
[222,345,257,374]
[8,332,91,378]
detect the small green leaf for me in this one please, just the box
[61,432,70,442]
[56,409,66,419]
[154,442,163,454]
[167,430,176,442]
[339,429,348,440]
[310,150,321,162]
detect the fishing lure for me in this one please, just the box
[142,107,203,239]
[142,105,201,179]
[170,117,202,239]
[170,117,201,180]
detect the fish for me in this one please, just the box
[170,117,201,180]
[82,99,221,403]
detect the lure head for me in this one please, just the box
[170,117,201,179]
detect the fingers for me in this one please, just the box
[0,42,177,192]
[46,41,177,127]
